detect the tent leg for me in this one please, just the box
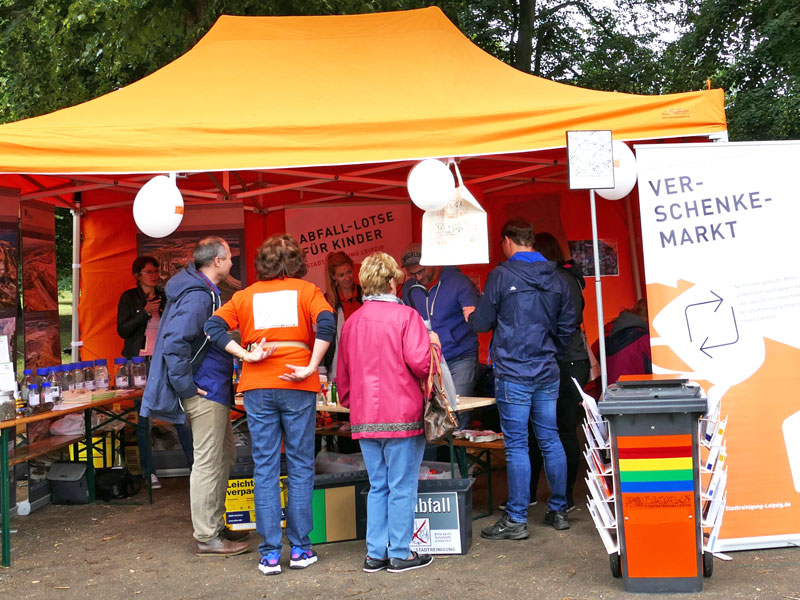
[71,202,81,363]
[590,189,608,392]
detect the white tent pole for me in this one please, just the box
[590,189,608,392]
[70,203,81,363]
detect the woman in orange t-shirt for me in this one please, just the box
[204,234,335,576]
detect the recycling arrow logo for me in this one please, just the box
[684,290,739,358]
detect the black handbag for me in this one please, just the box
[422,346,458,443]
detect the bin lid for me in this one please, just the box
[600,379,707,415]
[46,462,87,482]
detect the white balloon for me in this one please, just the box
[596,141,637,200]
[133,175,184,238]
[407,159,456,212]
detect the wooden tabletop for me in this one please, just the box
[0,389,143,430]
[315,395,496,414]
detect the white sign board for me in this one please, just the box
[567,130,615,190]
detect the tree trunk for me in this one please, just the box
[513,0,535,73]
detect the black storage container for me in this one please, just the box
[413,478,474,555]
[46,462,89,505]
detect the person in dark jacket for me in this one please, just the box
[116,256,165,359]
[527,233,590,512]
[116,256,191,490]
[141,236,250,557]
[469,218,575,540]
[606,299,651,384]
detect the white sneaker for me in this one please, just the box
[150,474,162,489]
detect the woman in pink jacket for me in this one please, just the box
[337,252,439,574]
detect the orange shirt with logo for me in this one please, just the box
[213,278,333,393]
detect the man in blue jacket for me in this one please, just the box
[401,243,479,427]
[469,219,575,539]
[141,236,249,557]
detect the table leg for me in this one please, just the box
[1,428,11,567]
[144,416,152,505]
[84,410,95,503]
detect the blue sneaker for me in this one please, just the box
[258,551,281,576]
[289,547,318,569]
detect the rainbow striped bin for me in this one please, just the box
[600,377,707,593]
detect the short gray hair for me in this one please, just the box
[193,236,228,268]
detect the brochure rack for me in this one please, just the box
[577,379,619,574]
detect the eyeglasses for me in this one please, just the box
[407,268,424,277]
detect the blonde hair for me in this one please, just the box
[359,252,403,296]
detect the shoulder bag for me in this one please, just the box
[422,345,459,443]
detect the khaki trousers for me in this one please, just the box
[182,395,235,543]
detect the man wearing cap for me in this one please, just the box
[400,243,479,427]
[469,218,575,539]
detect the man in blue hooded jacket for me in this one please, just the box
[469,218,575,539]
[141,236,250,557]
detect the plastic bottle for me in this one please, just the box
[114,358,130,389]
[47,367,62,404]
[318,366,328,405]
[72,362,84,391]
[82,361,96,391]
[39,382,54,412]
[132,356,147,388]
[94,359,110,390]
[28,383,40,410]
[329,380,338,406]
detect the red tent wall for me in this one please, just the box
[79,190,640,366]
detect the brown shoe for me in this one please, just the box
[195,536,249,557]
[221,527,250,542]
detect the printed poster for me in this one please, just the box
[21,202,61,370]
[636,141,800,551]
[137,202,245,302]
[285,202,411,291]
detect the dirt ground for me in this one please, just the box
[1,473,799,600]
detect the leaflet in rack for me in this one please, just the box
[699,414,729,553]
[587,496,620,554]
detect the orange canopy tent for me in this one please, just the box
[0,7,727,361]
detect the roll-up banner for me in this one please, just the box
[636,141,800,551]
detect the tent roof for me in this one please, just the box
[0,7,725,178]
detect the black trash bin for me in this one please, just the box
[599,376,708,593]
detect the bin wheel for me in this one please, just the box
[702,551,713,578]
[610,552,622,578]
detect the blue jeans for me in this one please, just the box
[448,353,478,429]
[359,435,426,560]
[495,377,566,521]
[244,388,316,556]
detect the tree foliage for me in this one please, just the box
[0,0,797,138]
[664,0,800,140]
